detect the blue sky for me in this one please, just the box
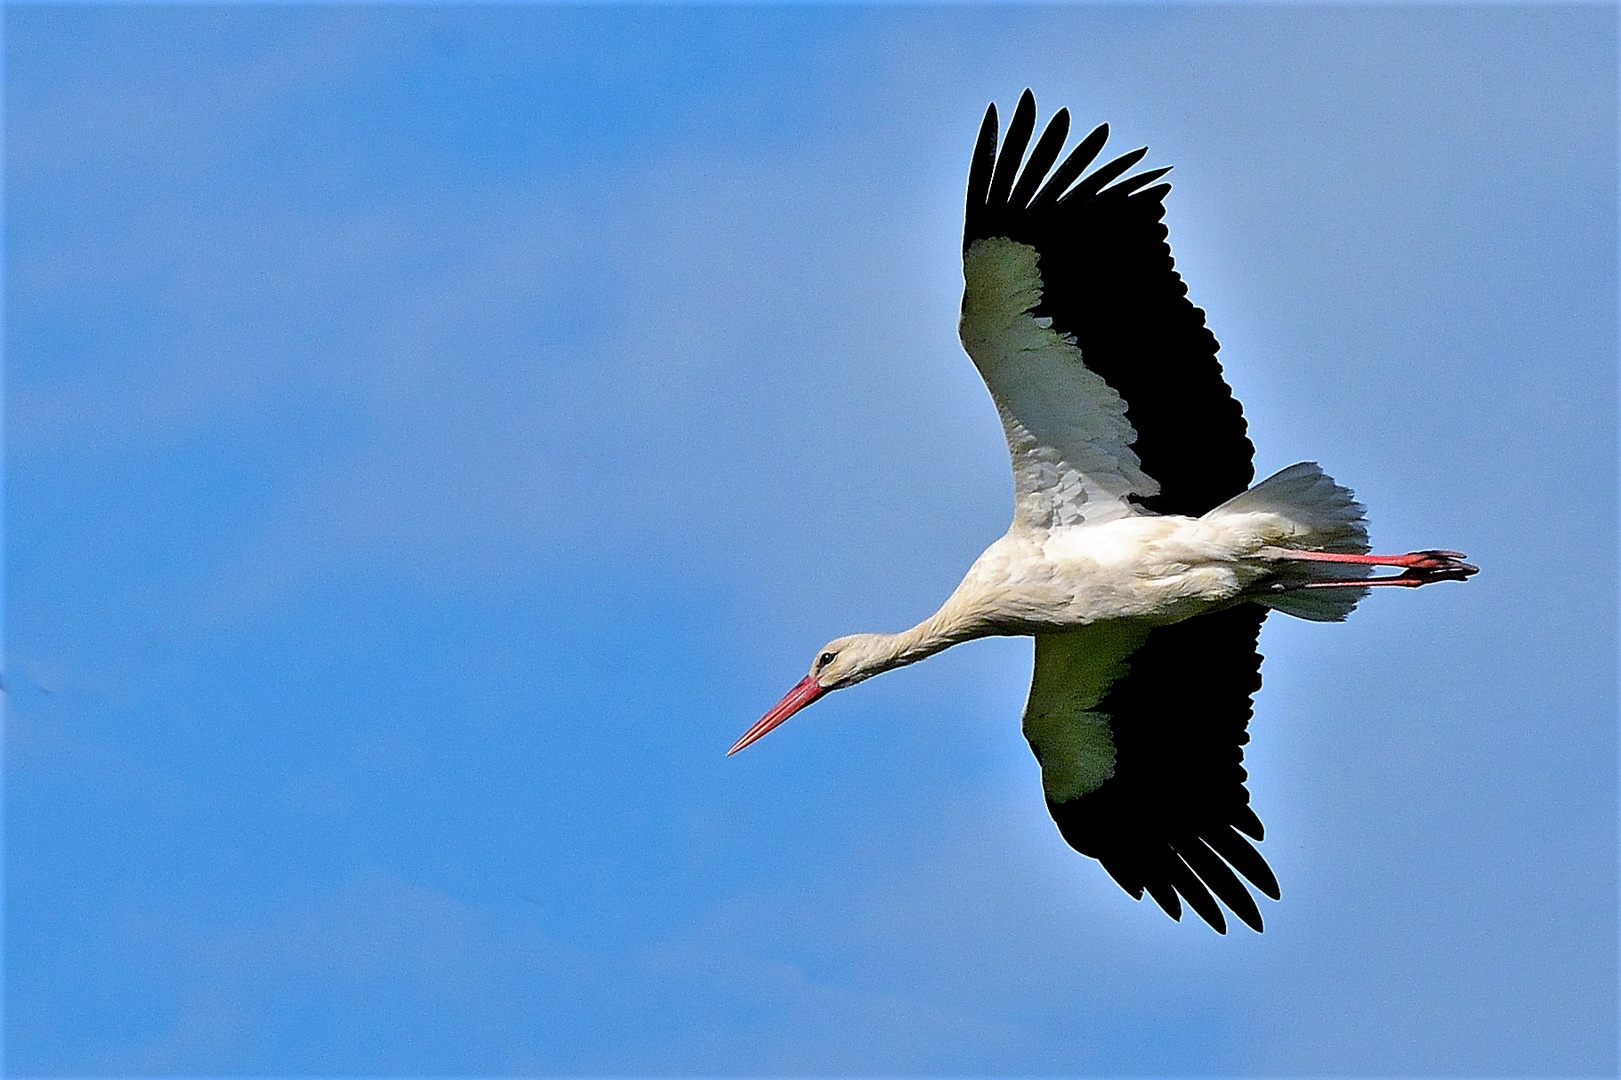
[5,4,1615,1074]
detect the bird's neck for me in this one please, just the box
[874,604,981,674]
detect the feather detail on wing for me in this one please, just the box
[1024,604,1278,933]
[961,238,1158,528]
[962,91,1255,523]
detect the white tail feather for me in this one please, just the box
[1211,462,1372,622]
[1210,462,1369,552]
[1257,584,1369,622]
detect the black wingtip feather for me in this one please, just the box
[1008,107,1070,212]
[1204,824,1281,901]
[1057,146,1150,207]
[1233,804,1265,841]
[1108,165,1175,197]
[1029,122,1110,209]
[962,103,999,251]
[1097,856,1144,900]
[1143,876,1183,922]
[1166,855,1227,934]
[1179,837,1265,933]
[985,90,1037,215]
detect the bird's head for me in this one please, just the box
[726,633,895,756]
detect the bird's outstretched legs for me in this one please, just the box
[1261,547,1479,589]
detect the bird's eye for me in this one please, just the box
[818,652,837,668]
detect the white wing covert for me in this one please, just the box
[961,238,1158,529]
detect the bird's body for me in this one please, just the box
[843,498,1350,655]
[951,498,1340,631]
[730,92,1475,934]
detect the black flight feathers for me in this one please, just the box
[964,93,1166,251]
[963,89,1255,518]
[1047,603,1279,934]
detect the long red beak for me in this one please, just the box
[727,675,827,756]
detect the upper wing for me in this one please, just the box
[960,90,1255,527]
[1022,604,1279,933]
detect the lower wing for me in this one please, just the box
[1022,603,1278,933]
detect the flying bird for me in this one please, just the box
[729,91,1476,934]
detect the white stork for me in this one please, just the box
[729,91,1476,934]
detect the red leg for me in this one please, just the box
[1262,548,1478,589]
[1295,570,1456,589]
[1264,547,1472,570]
